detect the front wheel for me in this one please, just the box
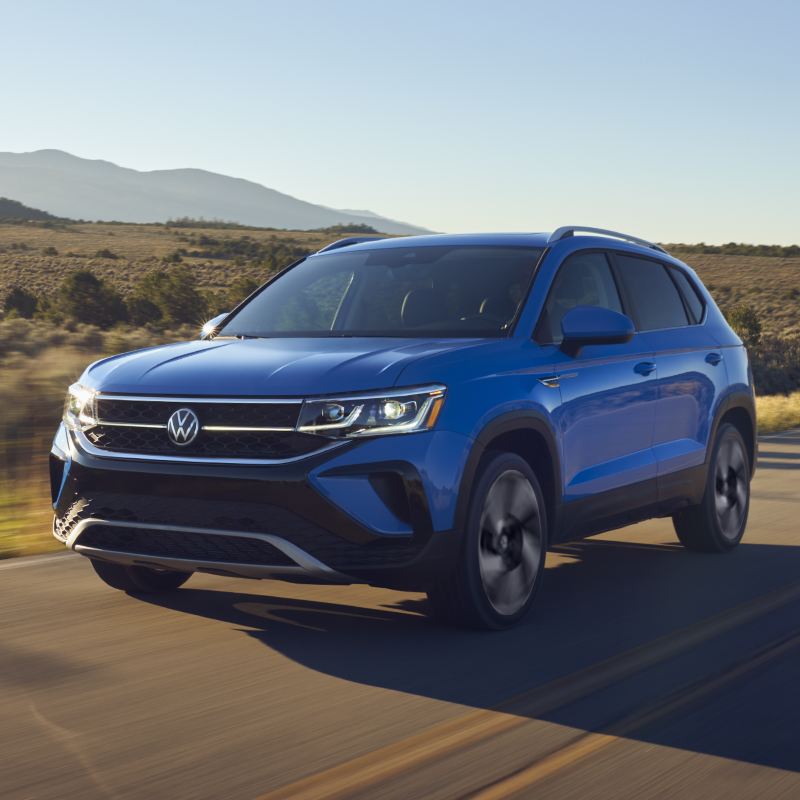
[90,559,192,593]
[427,452,547,630]
[673,423,751,552]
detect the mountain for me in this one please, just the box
[0,150,428,235]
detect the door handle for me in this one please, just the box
[634,361,657,376]
[705,352,723,366]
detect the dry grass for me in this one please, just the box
[0,224,798,337]
[0,222,336,300]
[670,250,800,339]
[756,391,800,435]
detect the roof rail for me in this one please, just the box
[316,236,382,254]
[548,226,668,254]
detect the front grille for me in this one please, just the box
[78,524,296,567]
[85,425,326,459]
[87,396,328,460]
[96,398,299,429]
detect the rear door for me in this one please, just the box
[536,250,658,532]
[610,254,727,502]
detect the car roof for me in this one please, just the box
[316,232,552,252]
[311,231,696,274]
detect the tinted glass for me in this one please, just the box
[220,246,542,338]
[538,252,622,343]
[615,256,689,331]
[669,267,705,323]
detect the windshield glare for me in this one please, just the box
[219,245,543,338]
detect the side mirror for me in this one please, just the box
[200,312,229,340]
[560,306,634,356]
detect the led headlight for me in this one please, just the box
[297,385,445,438]
[63,383,98,431]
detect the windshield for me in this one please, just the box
[219,245,543,338]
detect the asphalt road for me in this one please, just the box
[2,431,799,800]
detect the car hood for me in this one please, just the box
[84,337,490,396]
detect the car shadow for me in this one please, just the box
[143,536,800,773]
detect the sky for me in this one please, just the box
[1,0,798,243]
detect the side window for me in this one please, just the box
[537,252,622,343]
[614,255,689,331]
[669,267,705,324]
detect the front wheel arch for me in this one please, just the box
[455,412,561,545]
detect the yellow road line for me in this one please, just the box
[472,631,800,799]
[259,581,800,800]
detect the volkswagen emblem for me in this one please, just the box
[166,408,200,446]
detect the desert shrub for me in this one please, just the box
[56,270,128,328]
[750,336,800,395]
[3,286,39,319]
[313,223,379,234]
[94,248,119,259]
[667,242,800,257]
[127,295,162,326]
[226,277,261,308]
[130,266,208,325]
[726,303,762,347]
[182,233,310,268]
[42,246,59,256]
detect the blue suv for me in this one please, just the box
[51,227,756,629]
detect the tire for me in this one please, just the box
[673,423,751,553]
[90,559,192,594]
[427,452,548,630]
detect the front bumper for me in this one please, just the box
[51,424,470,589]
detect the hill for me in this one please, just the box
[0,196,63,222]
[0,149,429,235]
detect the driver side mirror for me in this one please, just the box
[560,306,634,357]
[200,312,229,340]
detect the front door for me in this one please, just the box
[535,250,658,537]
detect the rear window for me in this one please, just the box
[669,267,705,324]
[614,255,689,331]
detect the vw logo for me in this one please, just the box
[166,408,200,446]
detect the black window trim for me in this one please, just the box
[665,264,707,326]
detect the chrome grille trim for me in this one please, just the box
[96,394,303,404]
[91,421,296,433]
[71,428,347,465]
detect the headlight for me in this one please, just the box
[297,385,445,438]
[63,383,98,431]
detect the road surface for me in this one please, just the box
[2,431,799,799]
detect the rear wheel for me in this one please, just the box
[90,559,192,593]
[673,423,751,552]
[427,452,547,629]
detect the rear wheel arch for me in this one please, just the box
[711,392,756,476]
[456,412,561,542]
[718,405,755,474]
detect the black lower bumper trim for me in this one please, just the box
[78,524,296,567]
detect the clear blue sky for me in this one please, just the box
[2,0,798,243]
